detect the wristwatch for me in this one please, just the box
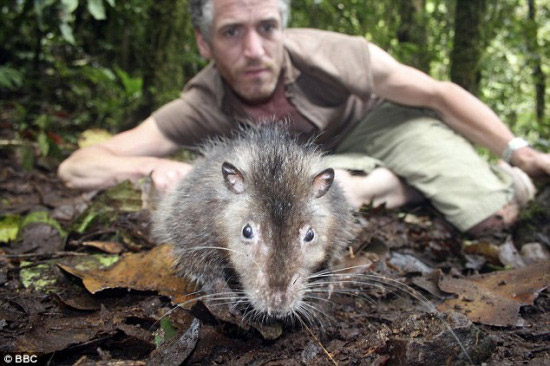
[502,137,530,164]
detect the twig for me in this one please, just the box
[305,324,338,366]
[2,251,89,261]
[0,139,35,147]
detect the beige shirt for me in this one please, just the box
[152,28,381,150]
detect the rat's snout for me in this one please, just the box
[263,288,296,317]
[254,273,303,317]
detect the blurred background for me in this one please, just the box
[1,0,549,163]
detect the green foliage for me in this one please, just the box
[70,180,143,234]
[20,261,58,291]
[289,0,549,143]
[19,145,35,171]
[115,67,143,101]
[0,66,24,89]
[0,215,21,243]
[87,0,107,20]
[0,211,66,244]
[479,0,550,141]
[154,318,178,346]
[0,0,548,149]
[21,211,67,237]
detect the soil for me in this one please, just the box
[1,147,549,366]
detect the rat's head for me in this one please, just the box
[217,143,344,321]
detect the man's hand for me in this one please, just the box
[58,116,186,191]
[150,160,193,194]
[513,147,550,180]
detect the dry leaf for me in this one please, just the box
[339,252,375,274]
[52,292,101,311]
[498,235,527,268]
[16,311,111,353]
[58,244,197,305]
[462,240,501,265]
[411,270,446,299]
[389,252,433,274]
[83,240,125,254]
[77,129,112,148]
[437,261,550,326]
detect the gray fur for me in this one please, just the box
[153,124,354,319]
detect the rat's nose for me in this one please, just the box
[265,290,291,316]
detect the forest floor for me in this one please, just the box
[1,132,550,365]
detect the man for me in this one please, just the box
[58,0,550,235]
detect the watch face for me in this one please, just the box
[509,137,530,150]
[503,137,529,163]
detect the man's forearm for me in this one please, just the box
[429,81,514,157]
[58,146,162,190]
[431,81,550,178]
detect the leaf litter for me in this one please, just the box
[1,154,550,364]
[57,244,196,305]
[437,261,550,327]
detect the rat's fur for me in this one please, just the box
[153,125,354,320]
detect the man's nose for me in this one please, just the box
[243,30,265,59]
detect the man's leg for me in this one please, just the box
[334,167,424,209]
[467,161,535,235]
[328,101,533,234]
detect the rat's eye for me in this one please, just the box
[242,224,254,239]
[304,228,315,242]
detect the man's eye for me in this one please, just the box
[223,27,239,37]
[259,23,276,34]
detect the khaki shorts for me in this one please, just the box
[325,101,515,232]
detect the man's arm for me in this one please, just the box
[368,43,550,179]
[58,116,192,192]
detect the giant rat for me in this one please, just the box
[153,124,355,322]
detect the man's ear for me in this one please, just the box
[195,29,212,59]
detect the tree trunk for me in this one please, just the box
[449,0,487,96]
[526,0,546,129]
[396,0,430,73]
[140,0,192,116]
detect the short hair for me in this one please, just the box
[189,0,290,41]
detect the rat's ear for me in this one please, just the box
[222,162,246,194]
[312,168,334,198]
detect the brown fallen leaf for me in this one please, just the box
[462,240,501,266]
[437,261,550,326]
[58,244,197,306]
[52,292,101,311]
[339,251,375,274]
[16,311,112,354]
[411,269,446,299]
[388,311,495,365]
[83,240,125,254]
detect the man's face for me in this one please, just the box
[196,0,285,104]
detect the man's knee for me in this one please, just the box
[468,162,537,237]
[466,201,521,237]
